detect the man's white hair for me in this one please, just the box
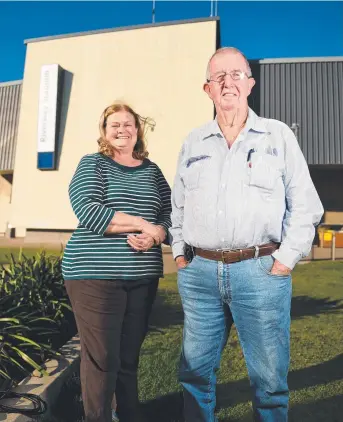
[205,47,252,81]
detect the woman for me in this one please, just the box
[62,103,172,422]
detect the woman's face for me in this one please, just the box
[105,111,138,154]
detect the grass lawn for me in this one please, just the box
[0,247,61,264]
[137,260,343,422]
[40,260,343,422]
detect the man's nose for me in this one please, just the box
[223,75,235,88]
[224,73,234,86]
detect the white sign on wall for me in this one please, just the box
[37,64,61,170]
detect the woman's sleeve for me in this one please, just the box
[156,166,172,235]
[69,155,115,235]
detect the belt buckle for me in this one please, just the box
[221,249,243,263]
[221,250,231,264]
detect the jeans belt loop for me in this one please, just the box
[254,245,260,259]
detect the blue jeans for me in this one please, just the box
[178,254,292,422]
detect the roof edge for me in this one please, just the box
[255,57,343,64]
[0,80,23,87]
[24,17,219,45]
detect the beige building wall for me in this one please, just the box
[0,175,12,235]
[10,19,217,233]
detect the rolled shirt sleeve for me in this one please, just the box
[169,145,187,259]
[272,125,324,269]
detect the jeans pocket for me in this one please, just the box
[257,255,291,279]
[178,256,196,272]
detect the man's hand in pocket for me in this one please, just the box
[176,256,189,270]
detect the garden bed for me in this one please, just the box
[0,250,76,390]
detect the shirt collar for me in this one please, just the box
[202,107,268,141]
[245,108,269,133]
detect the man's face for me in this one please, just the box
[204,51,255,112]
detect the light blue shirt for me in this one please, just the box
[170,108,324,270]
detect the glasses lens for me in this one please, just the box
[210,70,245,82]
[213,73,225,83]
[230,71,244,80]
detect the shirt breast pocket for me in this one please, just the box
[182,155,211,191]
[249,155,282,192]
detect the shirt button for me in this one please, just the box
[221,238,225,242]
[218,210,223,215]
[221,184,226,188]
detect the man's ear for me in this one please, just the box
[203,82,212,98]
[247,77,256,95]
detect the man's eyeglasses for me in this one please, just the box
[207,70,252,83]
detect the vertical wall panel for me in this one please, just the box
[255,59,343,165]
[0,81,22,171]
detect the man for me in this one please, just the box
[170,47,324,422]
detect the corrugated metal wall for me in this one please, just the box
[0,81,22,171]
[250,59,343,165]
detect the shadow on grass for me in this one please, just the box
[148,289,184,332]
[218,393,343,422]
[291,296,343,319]
[148,290,343,334]
[141,354,343,421]
[289,394,343,422]
[142,392,185,422]
[216,353,343,411]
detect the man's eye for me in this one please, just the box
[216,74,225,81]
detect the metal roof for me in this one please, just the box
[0,80,23,87]
[256,57,343,64]
[24,17,219,44]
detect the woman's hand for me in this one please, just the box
[127,233,155,252]
[140,222,166,245]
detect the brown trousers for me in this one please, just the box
[65,278,159,422]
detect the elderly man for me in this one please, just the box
[170,47,324,422]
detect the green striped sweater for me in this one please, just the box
[62,153,172,280]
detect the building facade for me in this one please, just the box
[0,17,342,245]
[0,18,217,239]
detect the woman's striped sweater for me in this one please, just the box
[62,153,172,280]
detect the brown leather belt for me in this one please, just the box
[194,242,279,264]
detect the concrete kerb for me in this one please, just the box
[0,335,80,422]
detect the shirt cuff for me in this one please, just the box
[272,247,302,270]
[172,240,185,260]
[97,209,116,236]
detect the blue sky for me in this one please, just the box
[0,1,342,83]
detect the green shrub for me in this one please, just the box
[0,250,73,383]
[0,314,60,383]
[0,250,72,321]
